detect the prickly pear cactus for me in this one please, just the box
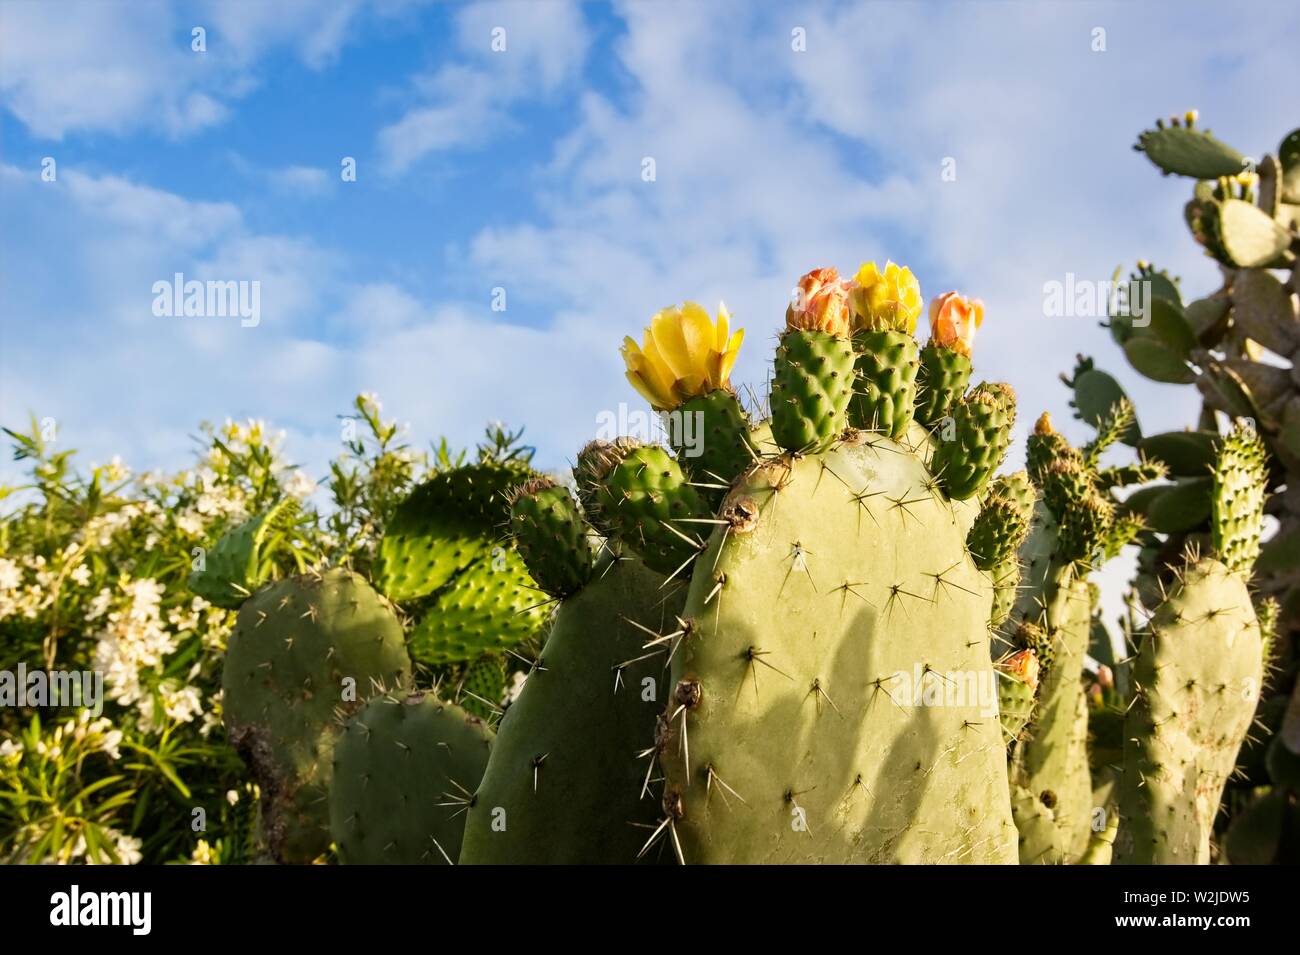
[188,498,300,608]
[1003,408,1150,864]
[649,423,1019,863]
[1115,426,1269,863]
[375,461,547,665]
[329,691,492,864]
[222,568,412,863]
[459,551,686,863]
[608,270,1024,867]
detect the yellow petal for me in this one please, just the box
[717,329,744,384]
[640,334,680,402]
[715,302,731,351]
[678,302,716,373]
[649,308,694,379]
[625,370,671,411]
[854,261,882,288]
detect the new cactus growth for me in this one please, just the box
[914,292,981,429]
[329,692,493,864]
[968,471,1036,627]
[771,268,857,452]
[848,261,923,438]
[508,477,594,598]
[1116,425,1269,863]
[594,445,710,576]
[221,568,412,863]
[375,462,548,665]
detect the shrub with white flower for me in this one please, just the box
[0,394,517,864]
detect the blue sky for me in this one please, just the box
[2,0,1297,495]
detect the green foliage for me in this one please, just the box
[0,395,533,865]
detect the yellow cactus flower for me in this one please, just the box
[850,260,922,334]
[928,291,984,357]
[786,267,852,338]
[621,302,744,411]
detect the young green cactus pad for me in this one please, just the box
[772,268,856,453]
[187,498,300,608]
[847,261,923,439]
[404,545,546,665]
[329,692,493,864]
[651,430,1018,864]
[968,471,1035,571]
[913,292,981,429]
[1211,425,1268,573]
[574,437,640,534]
[968,470,1036,628]
[594,444,710,576]
[221,568,412,863]
[459,554,685,863]
[930,382,1017,500]
[1134,113,1246,180]
[508,477,594,598]
[374,462,529,602]
[995,649,1040,745]
[1116,426,1269,864]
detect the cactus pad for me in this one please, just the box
[222,569,412,863]
[329,692,493,864]
[770,329,856,453]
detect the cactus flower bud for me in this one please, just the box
[786,267,852,338]
[927,291,984,357]
[1001,648,1040,692]
[621,302,744,411]
[850,260,922,334]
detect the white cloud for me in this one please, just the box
[376,0,590,173]
[0,0,417,139]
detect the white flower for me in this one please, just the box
[0,739,22,763]
[0,558,20,591]
[226,789,240,806]
[101,456,130,484]
[176,511,204,536]
[69,564,91,587]
[282,469,316,499]
[190,839,215,865]
[85,587,113,622]
[109,830,143,865]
